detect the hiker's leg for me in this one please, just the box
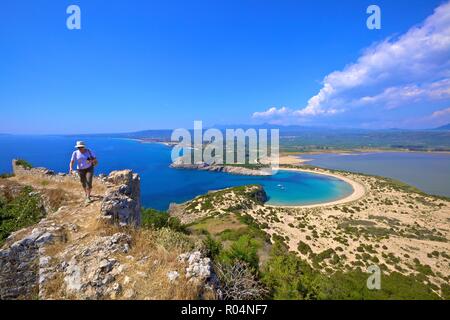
[79,169,88,196]
[85,167,94,199]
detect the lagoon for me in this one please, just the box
[302,152,450,197]
[0,135,353,210]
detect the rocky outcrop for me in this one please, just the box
[100,170,141,227]
[1,163,142,299]
[170,159,272,176]
[178,251,212,281]
[0,220,73,299]
[1,162,220,300]
[0,228,53,299]
[168,185,267,224]
[11,159,77,183]
[59,233,131,299]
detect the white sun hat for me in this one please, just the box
[75,141,86,148]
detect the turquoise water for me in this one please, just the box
[0,136,352,210]
[303,152,450,197]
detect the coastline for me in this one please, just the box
[170,154,366,209]
[281,149,450,156]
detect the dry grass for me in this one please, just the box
[84,219,205,300]
[44,188,74,211]
[43,235,69,257]
[41,269,67,300]
[124,245,202,300]
[120,242,200,300]
[10,174,107,199]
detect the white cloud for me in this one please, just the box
[358,79,450,109]
[252,106,291,119]
[252,1,450,126]
[431,106,450,118]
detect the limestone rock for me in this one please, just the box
[167,271,180,283]
[101,170,141,226]
[178,251,211,281]
[61,233,132,299]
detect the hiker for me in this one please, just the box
[69,141,98,203]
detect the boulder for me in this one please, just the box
[101,170,141,226]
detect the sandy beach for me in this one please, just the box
[278,155,312,165]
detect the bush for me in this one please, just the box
[297,240,312,255]
[218,228,247,241]
[221,235,260,269]
[153,228,193,251]
[441,283,450,300]
[15,159,33,169]
[203,234,222,258]
[0,186,45,244]
[0,173,14,179]
[262,241,319,300]
[141,208,186,233]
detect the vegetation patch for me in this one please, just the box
[142,208,186,233]
[15,159,33,169]
[261,241,439,300]
[0,185,45,245]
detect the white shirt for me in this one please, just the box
[71,149,96,170]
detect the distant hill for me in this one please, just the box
[433,123,450,130]
[63,125,450,152]
[213,123,337,131]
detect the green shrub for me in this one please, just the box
[219,235,260,269]
[15,159,33,169]
[297,240,312,255]
[153,228,193,251]
[219,228,247,241]
[203,234,222,258]
[262,241,319,300]
[316,271,439,300]
[0,186,45,244]
[441,283,450,300]
[141,208,185,233]
[262,241,440,300]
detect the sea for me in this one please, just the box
[0,135,353,210]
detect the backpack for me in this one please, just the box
[87,149,99,167]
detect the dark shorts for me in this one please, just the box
[78,166,94,189]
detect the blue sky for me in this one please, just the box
[0,0,449,134]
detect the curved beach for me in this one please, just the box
[275,168,366,208]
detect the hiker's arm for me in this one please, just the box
[69,159,74,174]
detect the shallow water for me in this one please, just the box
[0,135,353,210]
